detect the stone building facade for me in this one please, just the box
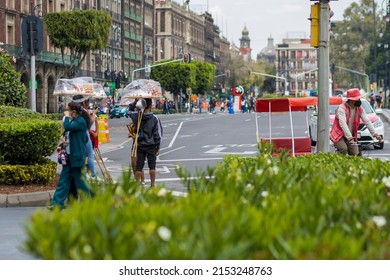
[1,0,229,113]
[275,38,318,95]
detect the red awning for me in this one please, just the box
[255,97,342,113]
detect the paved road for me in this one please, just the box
[0,207,37,260]
[1,110,390,260]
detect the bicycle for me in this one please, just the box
[357,140,382,157]
[331,140,382,157]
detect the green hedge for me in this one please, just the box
[0,106,61,165]
[23,153,390,260]
[0,119,61,164]
[0,105,43,119]
[0,157,56,185]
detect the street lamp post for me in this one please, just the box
[384,0,390,107]
[374,0,378,95]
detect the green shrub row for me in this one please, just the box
[0,118,61,164]
[24,152,390,260]
[0,157,56,185]
[152,109,177,115]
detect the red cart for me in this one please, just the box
[255,97,342,156]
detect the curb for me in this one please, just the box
[0,191,54,208]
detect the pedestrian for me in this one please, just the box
[220,100,225,112]
[72,95,98,179]
[330,88,382,156]
[163,98,169,114]
[49,102,92,210]
[129,98,162,187]
[370,94,375,109]
[127,99,145,184]
[209,98,216,114]
[376,91,383,109]
[58,103,64,113]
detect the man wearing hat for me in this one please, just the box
[330,88,382,155]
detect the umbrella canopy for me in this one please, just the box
[255,97,342,113]
[53,77,102,97]
[121,79,162,99]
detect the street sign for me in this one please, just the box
[28,80,38,89]
[109,82,116,90]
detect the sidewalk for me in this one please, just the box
[2,109,390,208]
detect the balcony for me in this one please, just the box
[2,44,21,57]
[2,44,75,66]
[123,51,129,59]
[124,11,142,22]
[130,33,142,42]
[37,51,76,65]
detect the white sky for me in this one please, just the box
[187,0,361,55]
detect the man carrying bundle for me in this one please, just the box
[128,98,163,187]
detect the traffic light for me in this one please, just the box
[310,4,320,48]
[22,16,43,55]
[226,70,230,78]
[248,69,251,76]
[183,52,191,63]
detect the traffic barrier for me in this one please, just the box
[98,115,110,143]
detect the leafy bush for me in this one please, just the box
[0,46,27,107]
[0,118,61,164]
[24,154,390,259]
[0,157,56,185]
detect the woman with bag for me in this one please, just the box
[48,102,92,210]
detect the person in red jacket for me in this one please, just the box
[330,88,382,155]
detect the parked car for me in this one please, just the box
[309,99,384,149]
[109,105,128,119]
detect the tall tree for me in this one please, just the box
[43,10,112,78]
[330,0,377,90]
[191,60,216,96]
[150,60,196,110]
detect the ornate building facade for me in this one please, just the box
[1,0,229,113]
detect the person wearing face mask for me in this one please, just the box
[330,88,382,155]
[48,102,92,210]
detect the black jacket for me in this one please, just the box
[129,112,162,149]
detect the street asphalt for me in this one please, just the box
[1,108,390,208]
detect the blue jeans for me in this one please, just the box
[86,132,96,176]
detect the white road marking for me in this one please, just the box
[168,121,183,148]
[157,166,171,174]
[204,146,257,155]
[159,146,186,157]
[158,157,223,162]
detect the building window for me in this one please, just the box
[7,0,15,9]
[160,11,165,32]
[291,51,296,59]
[160,38,165,59]
[145,8,153,28]
[22,0,29,13]
[7,25,15,45]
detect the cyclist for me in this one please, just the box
[330,88,382,156]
